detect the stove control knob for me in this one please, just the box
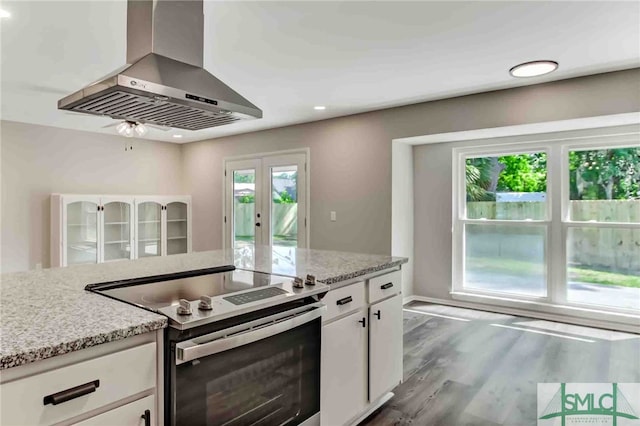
[293,277,304,288]
[177,299,192,315]
[199,295,213,311]
[305,274,316,286]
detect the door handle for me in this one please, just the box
[336,296,352,306]
[256,222,261,227]
[43,380,99,406]
[141,409,151,426]
[374,310,381,320]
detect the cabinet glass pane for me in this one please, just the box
[103,202,131,262]
[66,201,98,265]
[138,202,162,258]
[167,202,188,255]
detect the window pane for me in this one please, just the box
[567,227,640,310]
[233,169,256,247]
[464,224,546,297]
[271,166,298,249]
[569,147,640,223]
[465,152,547,220]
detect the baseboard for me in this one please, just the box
[402,295,418,305]
[406,295,640,334]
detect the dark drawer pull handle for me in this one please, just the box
[358,317,366,328]
[374,309,381,320]
[381,282,394,290]
[336,296,353,306]
[44,380,99,406]
[142,409,151,426]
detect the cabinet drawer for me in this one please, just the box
[322,281,365,322]
[0,343,156,426]
[368,270,401,304]
[74,395,155,426]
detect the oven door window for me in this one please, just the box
[175,318,320,426]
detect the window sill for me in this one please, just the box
[450,291,640,331]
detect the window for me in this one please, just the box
[453,136,640,316]
[565,147,640,311]
[461,151,549,298]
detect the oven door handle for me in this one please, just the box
[176,304,325,364]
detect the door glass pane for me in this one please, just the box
[567,227,640,310]
[464,224,547,297]
[233,170,255,248]
[103,202,131,262]
[66,201,98,265]
[138,202,161,257]
[465,152,547,220]
[167,202,188,255]
[271,166,298,252]
[568,147,640,223]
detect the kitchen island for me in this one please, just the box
[0,246,408,426]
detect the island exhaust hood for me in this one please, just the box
[58,0,262,131]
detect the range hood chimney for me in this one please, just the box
[58,0,262,131]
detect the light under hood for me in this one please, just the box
[58,0,262,131]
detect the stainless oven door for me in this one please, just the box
[173,303,325,426]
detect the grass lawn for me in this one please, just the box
[467,257,640,288]
[235,235,298,247]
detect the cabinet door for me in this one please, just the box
[369,294,403,403]
[74,395,155,426]
[135,201,163,258]
[321,309,368,426]
[64,197,100,266]
[101,198,134,262]
[165,201,190,255]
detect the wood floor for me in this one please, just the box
[360,302,640,426]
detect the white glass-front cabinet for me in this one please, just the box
[135,196,191,258]
[52,194,191,267]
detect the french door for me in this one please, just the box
[224,152,308,249]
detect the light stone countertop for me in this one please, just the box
[0,246,407,370]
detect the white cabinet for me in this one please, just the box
[321,309,368,426]
[369,293,403,403]
[320,270,403,426]
[52,195,134,267]
[135,196,192,258]
[74,395,155,426]
[0,342,157,426]
[52,194,191,267]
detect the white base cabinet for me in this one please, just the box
[321,308,368,426]
[0,333,160,426]
[369,294,403,403]
[320,269,403,426]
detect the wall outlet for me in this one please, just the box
[330,211,337,222]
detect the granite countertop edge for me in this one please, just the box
[318,259,407,284]
[0,317,167,370]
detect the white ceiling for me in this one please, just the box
[1,1,639,144]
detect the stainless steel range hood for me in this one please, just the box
[58,0,262,131]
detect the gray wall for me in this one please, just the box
[0,121,184,273]
[182,69,640,261]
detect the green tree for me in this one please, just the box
[570,148,640,200]
[497,153,547,192]
[234,173,255,183]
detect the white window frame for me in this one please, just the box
[452,131,640,319]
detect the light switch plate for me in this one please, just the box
[330,211,336,221]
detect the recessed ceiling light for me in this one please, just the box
[0,9,11,19]
[509,60,558,78]
[173,134,183,139]
[313,106,326,111]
